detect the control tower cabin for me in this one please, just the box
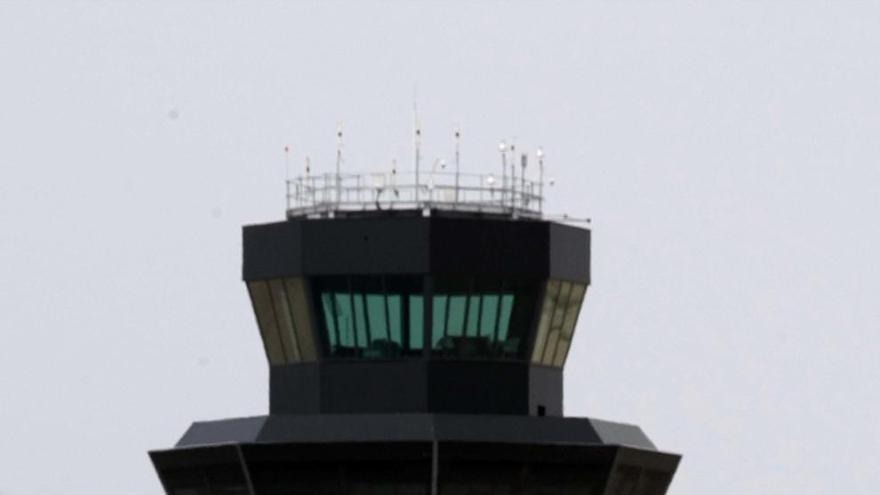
[149,155,681,494]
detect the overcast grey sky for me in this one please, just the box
[1,2,879,494]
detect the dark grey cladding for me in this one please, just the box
[150,210,679,495]
[267,361,562,416]
[242,213,590,283]
[172,414,657,451]
[151,442,680,495]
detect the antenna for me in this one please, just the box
[284,145,290,212]
[336,123,343,208]
[284,145,290,181]
[520,153,527,209]
[413,96,421,206]
[391,158,399,199]
[498,141,508,207]
[536,148,544,213]
[509,141,516,210]
[454,127,461,202]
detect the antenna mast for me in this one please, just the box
[413,94,421,207]
[454,127,461,202]
[520,153,527,209]
[537,148,544,213]
[509,141,516,211]
[336,123,343,208]
[284,145,290,212]
[498,141,508,208]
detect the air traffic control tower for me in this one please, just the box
[149,151,680,494]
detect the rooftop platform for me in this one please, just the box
[287,171,546,220]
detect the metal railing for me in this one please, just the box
[286,171,545,219]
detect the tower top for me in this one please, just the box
[287,170,545,219]
[285,136,568,221]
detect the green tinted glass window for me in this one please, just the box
[446,295,467,337]
[334,293,356,350]
[365,293,388,342]
[465,295,481,336]
[387,294,403,347]
[315,276,423,358]
[353,294,369,350]
[497,294,514,342]
[432,277,540,359]
[321,292,338,349]
[409,295,424,350]
[479,295,499,339]
[432,294,448,349]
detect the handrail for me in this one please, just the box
[287,171,546,219]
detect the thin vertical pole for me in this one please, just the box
[500,143,507,207]
[521,153,527,210]
[284,145,290,212]
[415,125,422,207]
[336,124,343,208]
[509,143,516,212]
[304,156,311,208]
[414,95,421,206]
[538,152,544,213]
[454,127,461,203]
[538,150,544,214]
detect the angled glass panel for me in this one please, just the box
[313,275,422,359]
[553,283,586,367]
[353,293,369,352]
[497,294,514,343]
[432,294,449,350]
[409,294,424,351]
[531,280,560,364]
[269,279,301,361]
[284,277,317,362]
[433,277,540,359]
[479,294,499,341]
[334,292,356,354]
[247,280,287,365]
[465,295,481,336]
[320,291,338,350]
[385,276,423,357]
[542,281,572,365]
[387,294,403,347]
[446,295,467,337]
[365,293,388,340]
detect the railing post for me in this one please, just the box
[454,128,461,203]
[336,125,343,210]
[520,154,527,210]
[538,151,544,214]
